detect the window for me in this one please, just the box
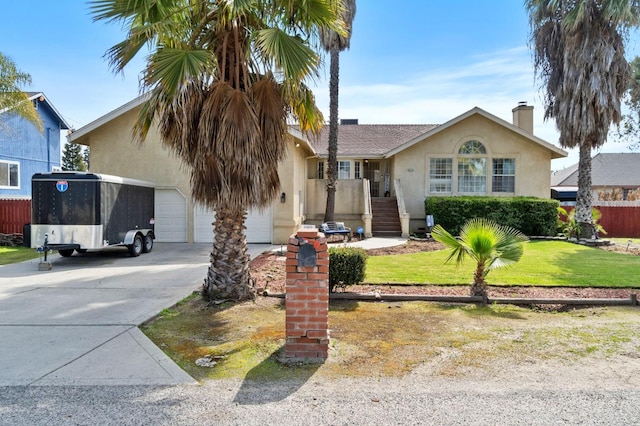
[338,161,351,179]
[458,158,487,193]
[0,161,19,188]
[317,161,324,179]
[459,140,486,154]
[429,158,452,192]
[354,161,361,179]
[492,159,515,192]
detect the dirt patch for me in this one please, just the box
[250,239,640,299]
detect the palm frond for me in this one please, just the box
[255,28,320,81]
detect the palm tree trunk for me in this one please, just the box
[324,47,340,223]
[202,206,254,301]
[576,143,595,239]
[471,262,487,300]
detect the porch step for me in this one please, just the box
[371,198,402,237]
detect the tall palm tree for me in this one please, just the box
[526,0,639,238]
[0,52,42,133]
[320,0,356,223]
[431,218,528,300]
[91,0,341,301]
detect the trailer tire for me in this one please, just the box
[128,235,143,257]
[58,249,74,257]
[142,234,153,253]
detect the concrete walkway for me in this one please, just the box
[0,238,407,387]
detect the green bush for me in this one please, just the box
[425,196,559,236]
[328,247,368,292]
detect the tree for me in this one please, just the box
[614,56,640,150]
[431,218,528,300]
[91,0,340,301]
[0,52,42,134]
[83,146,90,170]
[526,0,639,238]
[62,142,87,171]
[320,0,356,222]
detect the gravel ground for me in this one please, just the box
[2,356,640,425]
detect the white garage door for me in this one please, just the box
[155,189,187,242]
[194,205,273,244]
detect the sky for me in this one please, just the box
[2,1,639,171]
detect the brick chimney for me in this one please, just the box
[512,101,533,134]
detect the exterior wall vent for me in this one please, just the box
[340,119,358,125]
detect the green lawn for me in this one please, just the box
[0,246,40,265]
[366,240,640,287]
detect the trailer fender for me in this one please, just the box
[123,229,153,245]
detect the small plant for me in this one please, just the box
[557,207,607,239]
[431,218,528,300]
[328,247,367,292]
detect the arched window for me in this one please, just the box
[457,140,487,193]
[458,140,486,154]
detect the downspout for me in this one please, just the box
[46,128,51,171]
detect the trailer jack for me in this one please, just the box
[37,234,52,271]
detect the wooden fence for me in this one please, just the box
[563,204,640,237]
[0,199,31,234]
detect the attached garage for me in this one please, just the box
[154,189,187,242]
[194,205,273,244]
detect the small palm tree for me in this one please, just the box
[431,218,528,299]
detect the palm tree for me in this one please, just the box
[526,0,640,238]
[91,0,341,301]
[431,218,528,300]
[615,56,640,150]
[0,52,42,133]
[321,0,356,223]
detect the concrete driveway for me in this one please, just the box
[0,243,271,386]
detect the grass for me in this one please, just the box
[366,240,640,287]
[142,295,640,382]
[0,246,40,265]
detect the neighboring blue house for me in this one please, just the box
[0,92,70,198]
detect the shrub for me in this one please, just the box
[425,196,559,236]
[328,247,367,292]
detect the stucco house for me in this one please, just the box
[551,152,640,203]
[68,99,566,244]
[0,92,70,198]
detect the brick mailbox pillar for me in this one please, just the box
[284,227,329,361]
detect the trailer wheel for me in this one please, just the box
[142,234,153,253]
[128,235,143,257]
[58,249,74,257]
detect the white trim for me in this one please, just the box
[67,94,150,142]
[0,159,20,189]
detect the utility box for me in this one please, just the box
[29,172,155,257]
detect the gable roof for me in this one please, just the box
[1,92,70,129]
[552,153,640,186]
[312,107,567,159]
[68,94,316,154]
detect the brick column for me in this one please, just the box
[284,228,329,361]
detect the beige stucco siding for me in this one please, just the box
[273,137,314,243]
[72,106,308,244]
[393,115,554,226]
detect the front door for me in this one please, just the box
[364,161,381,197]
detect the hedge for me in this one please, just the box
[425,196,559,236]
[328,247,367,292]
